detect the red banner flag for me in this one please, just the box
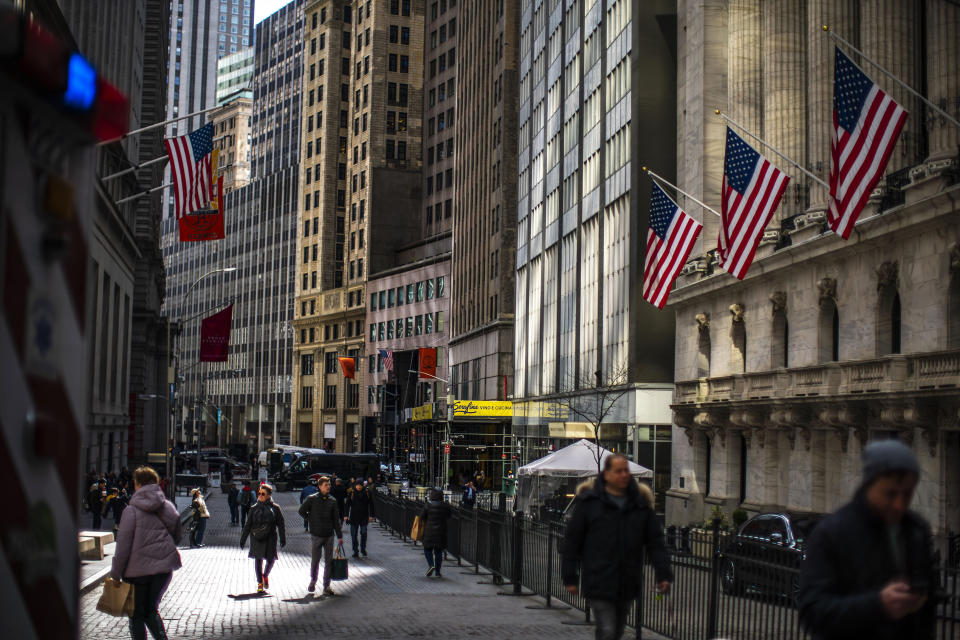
[178,175,225,241]
[418,347,437,380]
[338,357,356,379]
[199,304,233,362]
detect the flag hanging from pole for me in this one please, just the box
[164,122,215,219]
[718,127,789,279]
[338,357,356,379]
[642,182,703,309]
[378,349,394,372]
[199,304,233,362]
[178,174,225,241]
[828,47,907,239]
[418,348,437,380]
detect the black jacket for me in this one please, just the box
[299,492,343,539]
[420,499,453,549]
[798,491,936,640]
[240,500,286,560]
[561,479,673,602]
[332,484,348,517]
[345,487,375,524]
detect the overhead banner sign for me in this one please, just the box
[199,304,233,362]
[453,400,513,418]
[412,403,433,422]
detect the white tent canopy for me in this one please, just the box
[518,439,652,478]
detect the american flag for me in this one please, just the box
[643,182,703,309]
[829,47,907,239]
[164,123,215,219]
[718,127,789,279]
[378,348,393,372]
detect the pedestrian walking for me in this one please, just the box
[798,439,935,640]
[227,484,240,526]
[420,488,452,577]
[561,454,672,640]
[461,480,477,510]
[300,477,319,531]
[109,487,130,538]
[332,476,347,517]
[188,489,210,547]
[299,476,343,596]
[344,480,375,558]
[239,483,286,593]
[240,482,253,527]
[110,466,182,640]
[89,479,106,529]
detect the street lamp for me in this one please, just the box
[167,266,237,498]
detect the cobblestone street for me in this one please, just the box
[80,491,617,639]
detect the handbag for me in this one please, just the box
[410,515,425,541]
[331,543,349,581]
[96,578,135,617]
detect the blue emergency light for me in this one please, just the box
[63,53,96,110]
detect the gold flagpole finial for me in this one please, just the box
[642,166,648,173]
[714,109,721,116]
[822,24,830,32]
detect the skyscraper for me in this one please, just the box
[217,0,255,57]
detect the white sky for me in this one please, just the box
[253,0,292,25]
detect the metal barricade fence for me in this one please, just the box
[373,494,960,640]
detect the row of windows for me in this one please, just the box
[388,25,412,45]
[389,0,412,16]
[370,277,446,311]
[425,200,453,226]
[298,320,364,344]
[426,169,453,195]
[369,312,445,342]
[427,108,455,135]
[429,18,456,49]
[428,48,456,78]
[301,383,358,409]
[428,78,456,107]
[426,138,455,165]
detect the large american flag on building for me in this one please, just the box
[164,122,215,219]
[829,47,907,239]
[643,182,703,309]
[379,348,394,372]
[718,127,789,279]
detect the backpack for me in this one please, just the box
[241,490,252,507]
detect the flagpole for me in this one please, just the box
[642,167,722,218]
[823,24,960,130]
[96,105,221,147]
[115,182,173,204]
[101,154,168,182]
[715,110,830,190]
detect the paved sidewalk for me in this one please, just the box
[80,490,669,639]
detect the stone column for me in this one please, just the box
[926,0,960,161]
[806,0,859,213]
[762,0,807,222]
[728,0,763,136]
[860,0,922,172]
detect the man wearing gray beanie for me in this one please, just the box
[798,439,935,639]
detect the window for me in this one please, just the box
[399,84,408,106]
[416,281,424,302]
[325,351,339,373]
[386,111,396,134]
[405,317,413,337]
[324,385,337,409]
[386,139,395,159]
[395,318,404,337]
[402,0,410,15]
[400,55,408,73]
[368,355,376,373]
[415,315,423,335]
[301,354,314,375]
[426,279,435,299]
[445,199,452,218]
[819,298,840,362]
[425,313,433,334]
[398,112,407,132]
[401,27,410,44]
[378,322,385,341]
[398,141,406,160]
[389,54,397,72]
[697,323,711,377]
[301,386,313,408]
[390,25,399,42]
[370,323,376,341]
[731,318,746,374]
[436,311,444,332]
[396,286,405,306]
[387,321,394,339]
[771,308,788,368]
[390,0,399,14]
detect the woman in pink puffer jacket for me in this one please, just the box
[110,467,182,640]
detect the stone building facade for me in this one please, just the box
[512,0,679,488]
[666,0,960,544]
[211,93,253,193]
[293,0,425,452]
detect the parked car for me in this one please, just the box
[720,512,823,603]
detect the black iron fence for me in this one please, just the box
[374,492,960,640]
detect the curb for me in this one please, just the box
[79,491,211,597]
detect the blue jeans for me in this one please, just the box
[590,599,629,640]
[229,503,239,524]
[191,518,207,546]
[424,547,444,573]
[350,522,368,554]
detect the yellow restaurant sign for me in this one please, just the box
[453,400,513,418]
[412,403,433,421]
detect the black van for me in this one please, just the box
[279,453,379,489]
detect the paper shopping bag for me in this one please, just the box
[96,578,135,617]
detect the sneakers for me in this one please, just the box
[307,581,316,593]
[322,586,335,596]
[436,571,442,578]
[257,582,264,594]
[426,566,435,577]
[263,575,270,590]
[361,550,368,557]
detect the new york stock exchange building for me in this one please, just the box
[665,0,960,549]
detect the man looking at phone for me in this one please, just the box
[799,439,936,639]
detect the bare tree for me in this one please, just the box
[551,365,632,477]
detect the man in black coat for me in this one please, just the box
[561,454,673,640]
[799,439,936,640]
[344,481,375,558]
[299,476,343,596]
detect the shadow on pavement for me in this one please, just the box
[227,592,273,601]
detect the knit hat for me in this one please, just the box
[861,439,919,487]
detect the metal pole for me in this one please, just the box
[823,25,960,130]
[101,154,167,182]
[707,517,722,639]
[115,182,172,205]
[96,105,221,146]
[642,167,723,218]
[715,110,830,189]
